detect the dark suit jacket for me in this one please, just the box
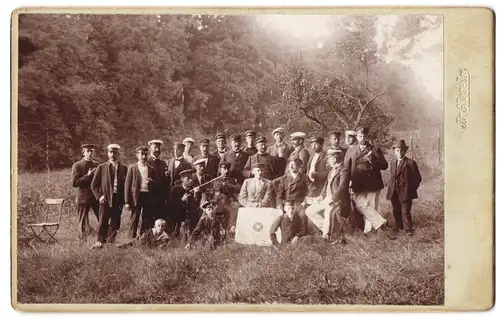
[91,161,127,208]
[267,142,293,160]
[166,158,193,187]
[305,151,330,197]
[244,146,257,156]
[124,163,160,207]
[386,157,422,201]
[71,159,100,205]
[273,173,310,206]
[147,156,170,200]
[211,149,228,161]
[288,145,310,169]
[222,149,250,184]
[168,184,200,223]
[343,143,388,193]
[243,153,285,180]
[320,165,350,218]
[193,154,220,179]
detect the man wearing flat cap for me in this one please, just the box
[239,163,273,208]
[386,140,422,235]
[342,127,394,238]
[193,139,220,179]
[183,137,196,165]
[329,131,348,162]
[288,132,310,173]
[211,133,228,160]
[125,146,161,239]
[147,139,170,222]
[71,143,100,241]
[168,169,201,238]
[91,144,128,249]
[243,136,284,181]
[306,137,330,199]
[268,127,293,177]
[243,130,258,156]
[166,142,193,189]
[223,134,250,185]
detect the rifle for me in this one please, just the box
[187,174,226,194]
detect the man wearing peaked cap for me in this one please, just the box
[329,131,348,162]
[192,158,211,197]
[306,136,329,198]
[224,133,250,185]
[243,135,286,182]
[167,168,200,237]
[386,139,422,235]
[124,145,160,239]
[194,138,219,179]
[91,142,128,249]
[211,160,241,234]
[71,143,100,241]
[147,138,170,223]
[268,127,293,176]
[166,142,193,189]
[212,133,228,160]
[244,130,258,156]
[183,137,196,165]
[288,132,310,173]
[342,126,394,238]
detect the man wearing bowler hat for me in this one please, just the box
[91,144,128,249]
[243,130,258,156]
[71,143,100,241]
[386,140,422,235]
[194,138,220,179]
[342,127,394,239]
[147,139,170,221]
[166,142,193,188]
[223,134,250,185]
[289,132,310,173]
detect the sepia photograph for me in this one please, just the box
[12,8,458,308]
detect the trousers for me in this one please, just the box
[391,191,413,230]
[97,194,123,243]
[77,201,99,241]
[351,190,386,231]
[129,192,154,239]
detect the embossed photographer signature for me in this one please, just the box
[456,69,470,129]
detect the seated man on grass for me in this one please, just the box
[185,200,225,250]
[269,199,315,248]
[117,219,169,248]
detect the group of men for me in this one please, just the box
[71,126,422,249]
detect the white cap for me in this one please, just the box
[183,137,195,145]
[107,144,121,150]
[345,130,357,136]
[148,139,164,146]
[290,132,306,140]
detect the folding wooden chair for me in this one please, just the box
[27,198,65,245]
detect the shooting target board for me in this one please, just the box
[234,207,282,246]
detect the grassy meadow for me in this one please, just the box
[15,167,444,305]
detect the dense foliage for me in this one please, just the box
[17,14,442,171]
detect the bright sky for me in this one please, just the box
[258,14,443,101]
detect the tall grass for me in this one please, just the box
[15,168,444,305]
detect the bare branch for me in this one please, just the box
[299,106,327,129]
[333,88,364,110]
[353,91,388,128]
[325,102,350,128]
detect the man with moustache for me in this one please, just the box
[288,132,310,173]
[71,143,100,241]
[243,136,284,181]
[243,130,258,156]
[91,144,128,249]
[267,127,293,177]
[306,137,330,199]
[147,139,170,221]
[193,139,219,179]
[342,127,394,239]
[166,142,193,188]
[223,134,250,185]
[211,133,228,161]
